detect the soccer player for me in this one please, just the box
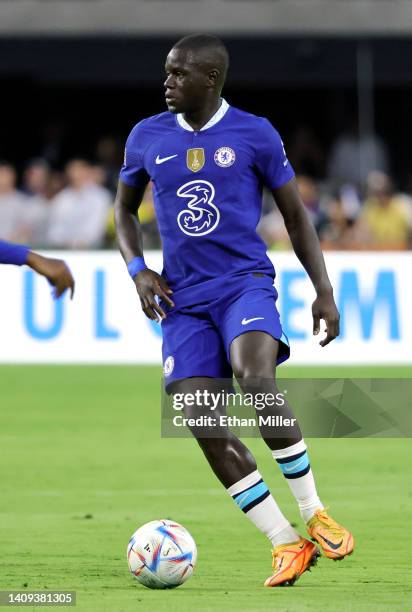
[115,34,354,587]
[0,239,74,298]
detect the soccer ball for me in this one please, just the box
[127,519,197,589]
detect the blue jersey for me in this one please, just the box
[120,99,294,307]
[0,239,29,266]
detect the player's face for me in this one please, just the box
[164,49,209,114]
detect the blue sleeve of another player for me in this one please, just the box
[119,123,150,189]
[254,119,295,190]
[0,240,29,265]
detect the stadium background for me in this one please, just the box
[1,2,411,611]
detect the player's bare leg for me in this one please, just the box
[169,377,318,585]
[231,331,354,560]
[170,377,256,486]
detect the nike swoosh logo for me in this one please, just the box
[284,457,306,472]
[241,317,264,325]
[237,493,250,507]
[156,154,178,165]
[318,534,343,550]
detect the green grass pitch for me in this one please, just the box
[1,365,411,611]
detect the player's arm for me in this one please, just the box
[0,239,74,299]
[272,178,339,346]
[114,180,174,321]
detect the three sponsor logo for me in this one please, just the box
[155,146,236,237]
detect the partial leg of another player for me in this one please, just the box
[230,331,354,561]
[170,376,318,586]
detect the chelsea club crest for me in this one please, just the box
[163,356,174,377]
[214,146,236,168]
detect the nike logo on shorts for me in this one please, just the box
[156,154,178,165]
[241,317,264,325]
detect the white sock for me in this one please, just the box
[227,470,299,547]
[272,440,323,523]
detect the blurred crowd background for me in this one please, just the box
[1,126,411,252]
[1,0,412,252]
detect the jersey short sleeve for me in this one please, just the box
[254,118,295,190]
[119,122,150,189]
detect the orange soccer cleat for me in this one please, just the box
[306,509,354,560]
[264,537,320,587]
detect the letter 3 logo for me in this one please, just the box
[176,179,220,236]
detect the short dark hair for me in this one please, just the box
[173,33,229,88]
[25,158,50,171]
[0,160,14,169]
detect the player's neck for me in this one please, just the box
[183,97,222,132]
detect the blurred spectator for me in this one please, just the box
[19,159,51,246]
[357,171,412,250]
[258,177,328,249]
[89,163,107,188]
[23,158,50,199]
[106,182,160,249]
[295,175,328,233]
[328,118,389,188]
[288,126,326,179]
[47,159,112,249]
[46,170,66,200]
[319,195,362,250]
[0,161,27,242]
[258,188,290,250]
[95,136,124,194]
[337,183,362,221]
[258,207,290,250]
[137,182,161,249]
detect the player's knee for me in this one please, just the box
[232,360,273,384]
[234,367,271,393]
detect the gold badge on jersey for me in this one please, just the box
[187,148,205,172]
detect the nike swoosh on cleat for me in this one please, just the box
[278,557,283,569]
[241,317,264,325]
[318,534,343,550]
[155,154,178,165]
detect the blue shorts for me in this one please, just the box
[161,273,290,389]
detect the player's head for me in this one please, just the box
[164,34,229,114]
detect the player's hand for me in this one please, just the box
[134,269,174,321]
[26,252,75,299]
[312,291,340,347]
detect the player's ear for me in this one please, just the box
[207,69,220,87]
